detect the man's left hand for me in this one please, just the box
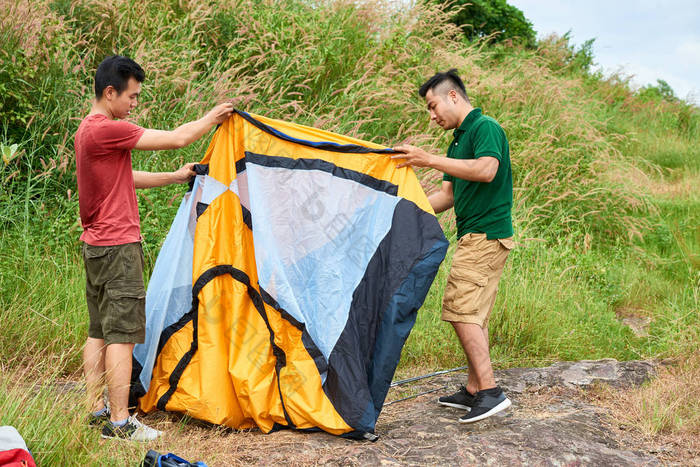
[391,145,434,168]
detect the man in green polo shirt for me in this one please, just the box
[393,69,514,423]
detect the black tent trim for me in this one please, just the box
[234,110,398,155]
[244,151,399,196]
[155,264,296,429]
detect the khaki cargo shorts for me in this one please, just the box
[83,242,146,345]
[442,233,514,327]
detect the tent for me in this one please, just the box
[131,110,448,438]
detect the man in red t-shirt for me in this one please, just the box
[76,55,233,441]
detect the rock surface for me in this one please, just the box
[190,359,662,465]
[496,358,656,393]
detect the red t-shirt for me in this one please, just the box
[75,114,145,246]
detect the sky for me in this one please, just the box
[509,0,700,104]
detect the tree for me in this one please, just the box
[638,79,678,103]
[440,0,536,47]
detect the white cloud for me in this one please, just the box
[509,0,700,104]
[676,39,700,67]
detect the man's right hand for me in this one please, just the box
[206,103,235,125]
[391,144,436,169]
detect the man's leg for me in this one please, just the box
[453,322,496,393]
[84,337,106,412]
[104,342,135,422]
[439,235,512,420]
[462,326,491,394]
[455,257,512,423]
[100,340,162,441]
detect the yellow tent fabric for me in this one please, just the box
[132,111,448,437]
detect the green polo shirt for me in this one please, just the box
[443,108,513,240]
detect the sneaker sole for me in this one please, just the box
[100,433,128,441]
[438,400,471,411]
[101,433,161,442]
[458,398,511,423]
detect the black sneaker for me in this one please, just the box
[438,385,476,410]
[101,415,162,441]
[87,410,110,427]
[459,387,511,423]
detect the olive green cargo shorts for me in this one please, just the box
[442,233,514,327]
[82,242,146,345]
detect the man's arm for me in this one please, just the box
[428,180,454,213]
[392,144,499,183]
[134,103,234,151]
[133,163,196,189]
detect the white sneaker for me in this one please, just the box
[101,415,163,441]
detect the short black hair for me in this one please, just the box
[94,55,145,99]
[418,69,469,102]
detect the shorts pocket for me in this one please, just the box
[497,238,515,250]
[488,238,513,271]
[105,280,146,334]
[117,243,144,281]
[83,244,113,260]
[443,268,488,314]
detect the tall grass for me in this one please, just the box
[2,0,667,246]
[1,0,696,364]
[0,350,148,465]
